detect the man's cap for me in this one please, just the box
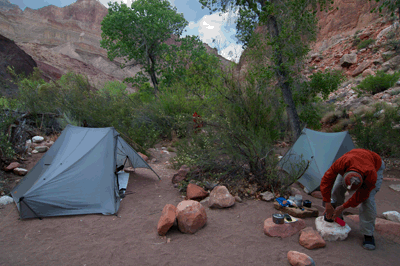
[344,171,363,190]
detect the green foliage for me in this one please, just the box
[101,0,188,94]
[350,103,400,157]
[357,70,400,94]
[357,39,376,50]
[292,70,344,129]
[369,0,400,20]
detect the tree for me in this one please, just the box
[199,0,332,140]
[100,0,188,96]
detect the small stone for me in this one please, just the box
[382,211,400,223]
[208,186,235,208]
[138,152,148,162]
[234,196,242,203]
[315,216,351,241]
[32,136,44,143]
[0,196,14,205]
[151,158,157,163]
[123,167,135,173]
[186,183,209,201]
[260,191,275,202]
[13,168,28,176]
[389,184,400,192]
[287,251,315,266]
[32,150,39,154]
[299,227,326,249]
[5,162,20,171]
[35,146,49,153]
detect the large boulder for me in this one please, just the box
[208,186,235,208]
[340,53,357,67]
[157,204,177,236]
[352,60,372,77]
[186,184,209,201]
[176,200,207,234]
[287,251,315,266]
[315,216,351,241]
[264,218,306,238]
[382,55,400,72]
[299,227,326,249]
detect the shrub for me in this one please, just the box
[357,39,375,50]
[350,103,400,157]
[357,71,400,95]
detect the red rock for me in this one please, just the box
[208,186,235,208]
[347,215,400,243]
[123,167,135,173]
[362,69,375,77]
[176,200,207,234]
[311,191,323,199]
[352,60,372,77]
[264,218,306,238]
[287,251,315,266]
[171,165,190,184]
[157,204,177,236]
[299,227,326,249]
[186,184,209,201]
[5,162,20,171]
[137,152,148,162]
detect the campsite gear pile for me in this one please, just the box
[11,125,159,219]
[276,196,313,210]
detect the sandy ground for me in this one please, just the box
[1,149,400,266]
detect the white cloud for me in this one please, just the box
[221,43,243,63]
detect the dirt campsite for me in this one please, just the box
[1,144,400,266]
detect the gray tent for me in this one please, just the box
[11,125,159,219]
[277,128,355,193]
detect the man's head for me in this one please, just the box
[343,171,363,191]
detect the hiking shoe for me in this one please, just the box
[363,235,376,250]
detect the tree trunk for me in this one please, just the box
[266,14,302,140]
[148,54,159,97]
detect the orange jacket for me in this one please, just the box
[320,149,382,209]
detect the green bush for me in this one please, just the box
[350,103,400,157]
[357,39,375,50]
[357,71,400,95]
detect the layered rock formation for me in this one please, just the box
[0,34,37,97]
[0,0,231,93]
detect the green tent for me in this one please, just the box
[277,128,355,193]
[11,125,159,219]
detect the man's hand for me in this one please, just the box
[333,205,345,219]
[323,202,335,219]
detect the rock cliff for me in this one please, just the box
[0,0,231,93]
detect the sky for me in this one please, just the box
[8,0,244,62]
